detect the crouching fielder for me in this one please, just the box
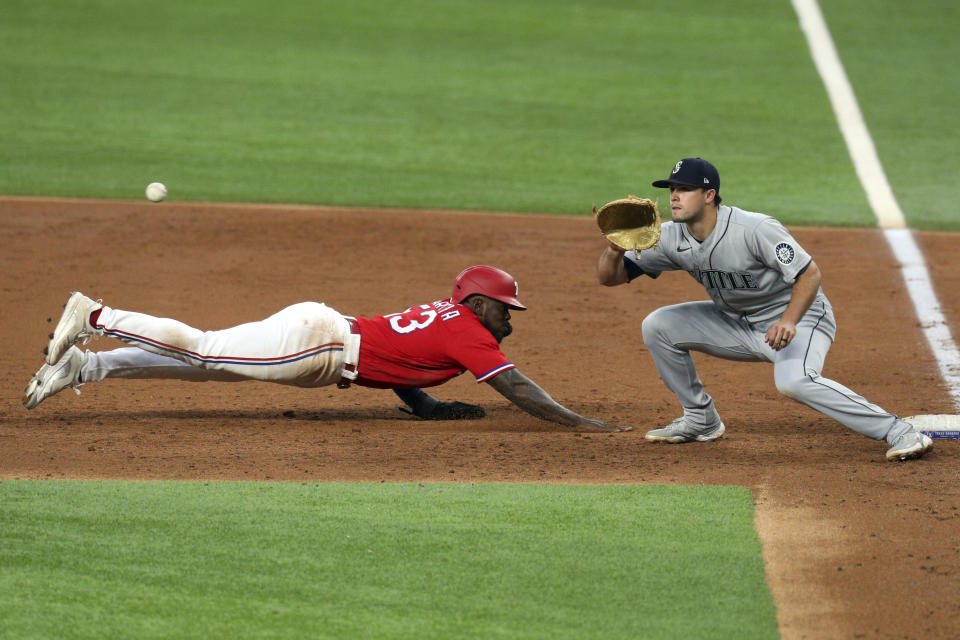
[597,158,932,461]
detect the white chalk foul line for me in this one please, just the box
[792,0,960,411]
[885,230,960,408]
[791,0,905,229]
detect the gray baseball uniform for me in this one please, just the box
[624,204,912,444]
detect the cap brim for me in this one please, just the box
[652,178,699,188]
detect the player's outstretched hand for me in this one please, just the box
[578,418,632,432]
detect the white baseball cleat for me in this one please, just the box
[645,417,726,443]
[885,430,933,461]
[46,292,102,365]
[24,346,88,410]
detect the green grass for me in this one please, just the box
[818,0,960,231]
[4,1,957,228]
[0,481,778,639]
[0,0,895,226]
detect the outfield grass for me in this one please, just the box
[0,481,778,639]
[0,0,907,227]
[4,2,956,229]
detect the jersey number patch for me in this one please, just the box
[387,305,437,334]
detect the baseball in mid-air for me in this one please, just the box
[145,182,167,202]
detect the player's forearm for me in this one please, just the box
[393,388,438,415]
[488,369,589,427]
[781,261,822,325]
[597,246,628,286]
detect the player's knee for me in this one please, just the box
[641,309,670,343]
[775,374,812,400]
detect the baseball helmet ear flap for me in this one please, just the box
[452,265,527,310]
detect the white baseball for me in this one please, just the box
[145,182,167,202]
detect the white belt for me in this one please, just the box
[338,316,361,388]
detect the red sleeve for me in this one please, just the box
[444,318,515,382]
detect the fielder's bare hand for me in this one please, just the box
[765,321,796,351]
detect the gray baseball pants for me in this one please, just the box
[640,300,912,444]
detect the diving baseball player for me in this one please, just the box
[596,157,932,461]
[25,266,629,433]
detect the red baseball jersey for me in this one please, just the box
[352,298,515,389]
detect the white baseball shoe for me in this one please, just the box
[885,430,933,461]
[46,292,102,365]
[24,346,87,410]
[645,417,726,443]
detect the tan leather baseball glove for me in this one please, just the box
[594,196,662,252]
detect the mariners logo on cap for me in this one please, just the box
[672,161,682,174]
[775,243,796,265]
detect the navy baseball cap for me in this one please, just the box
[652,157,720,193]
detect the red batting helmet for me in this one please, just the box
[452,265,527,310]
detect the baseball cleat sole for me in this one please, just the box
[46,292,100,365]
[24,346,86,409]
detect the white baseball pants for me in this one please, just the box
[81,302,355,388]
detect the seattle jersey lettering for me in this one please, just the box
[690,268,759,290]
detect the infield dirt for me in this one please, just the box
[2,198,958,639]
